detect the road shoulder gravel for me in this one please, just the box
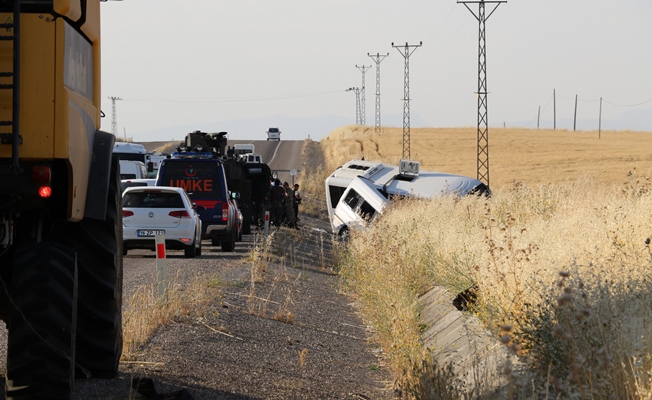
[72,216,395,399]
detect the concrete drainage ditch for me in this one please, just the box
[419,286,521,398]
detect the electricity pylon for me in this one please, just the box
[346,87,361,124]
[355,65,372,125]
[368,52,389,135]
[458,0,506,187]
[108,96,122,136]
[392,41,422,160]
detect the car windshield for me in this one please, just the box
[268,128,278,133]
[123,191,184,208]
[115,153,147,163]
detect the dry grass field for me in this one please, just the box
[321,125,652,192]
[323,125,652,398]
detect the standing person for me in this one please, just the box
[267,179,285,227]
[293,184,301,224]
[282,182,295,227]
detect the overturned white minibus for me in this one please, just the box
[325,159,490,235]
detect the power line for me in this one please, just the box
[604,97,652,107]
[122,90,344,104]
[556,92,652,107]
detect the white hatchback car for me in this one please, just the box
[122,186,203,258]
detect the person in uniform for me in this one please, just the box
[282,182,295,227]
[292,184,301,224]
[267,179,285,227]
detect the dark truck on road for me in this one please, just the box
[183,131,272,233]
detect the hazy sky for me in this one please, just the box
[99,1,652,141]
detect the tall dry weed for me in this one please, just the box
[338,177,652,398]
[297,139,329,217]
[122,272,222,359]
[322,125,652,397]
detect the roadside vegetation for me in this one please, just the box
[326,126,652,398]
[121,273,223,360]
[297,138,329,218]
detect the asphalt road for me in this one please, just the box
[140,139,306,186]
[227,140,304,186]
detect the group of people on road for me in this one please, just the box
[266,178,301,228]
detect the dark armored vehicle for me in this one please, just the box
[182,131,272,233]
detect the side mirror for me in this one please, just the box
[194,205,206,213]
[147,162,154,173]
[231,191,240,200]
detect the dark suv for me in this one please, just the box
[156,155,238,251]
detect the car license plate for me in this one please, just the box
[137,230,165,237]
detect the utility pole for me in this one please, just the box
[573,94,578,131]
[458,0,505,188]
[537,106,540,129]
[108,96,122,136]
[346,87,361,125]
[356,65,372,125]
[553,88,556,130]
[368,52,389,135]
[392,41,422,160]
[599,97,602,139]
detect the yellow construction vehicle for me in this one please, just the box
[0,1,122,398]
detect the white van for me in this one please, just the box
[119,160,149,180]
[148,154,168,178]
[326,159,490,234]
[233,144,255,155]
[114,142,149,164]
[266,127,281,141]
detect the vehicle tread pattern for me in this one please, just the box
[6,241,77,399]
[72,156,123,379]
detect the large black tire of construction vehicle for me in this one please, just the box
[71,157,123,379]
[6,241,77,399]
[221,229,235,252]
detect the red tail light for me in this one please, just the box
[222,201,229,221]
[33,166,52,198]
[122,210,134,217]
[169,210,191,218]
[38,186,52,198]
[31,166,51,185]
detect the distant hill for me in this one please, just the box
[128,113,430,143]
[133,115,350,142]
[137,141,181,153]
